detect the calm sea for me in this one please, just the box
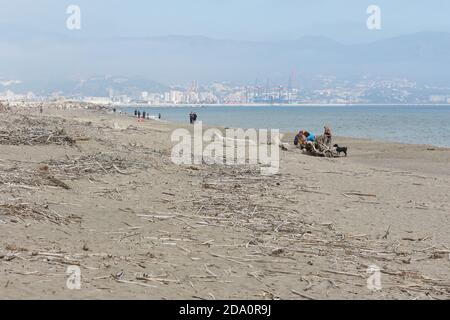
[122,105,450,147]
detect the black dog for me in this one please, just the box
[333,144,348,157]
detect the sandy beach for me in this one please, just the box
[1,102,449,300]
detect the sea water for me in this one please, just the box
[122,105,450,147]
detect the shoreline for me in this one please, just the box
[117,111,450,149]
[112,108,450,176]
[113,103,450,108]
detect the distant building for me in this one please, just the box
[170,90,184,104]
[83,97,112,105]
[430,95,447,103]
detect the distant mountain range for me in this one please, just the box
[1,29,450,94]
[0,75,169,97]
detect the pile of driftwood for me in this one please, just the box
[0,163,71,190]
[303,141,338,158]
[0,152,150,194]
[0,127,75,146]
[0,203,77,225]
[48,152,150,178]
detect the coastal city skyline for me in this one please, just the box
[2,73,450,105]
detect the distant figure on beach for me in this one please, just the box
[137,111,141,119]
[323,126,332,147]
[193,113,198,123]
[39,105,43,114]
[142,111,146,120]
[158,113,161,120]
[189,112,194,124]
[134,110,138,117]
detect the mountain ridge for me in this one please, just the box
[1,30,450,88]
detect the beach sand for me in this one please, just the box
[1,103,449,300]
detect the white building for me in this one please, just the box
[83,97,112,105]
[170,90,184,104]
[430,95,446,103]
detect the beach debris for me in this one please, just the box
[47,152,150,178]
[343,192,377,198]
[0,164,71,191]
[113,270,125,280]
[302,140,339,158]
[0,127,75,146]
[0,202,77,225]
[382,226,391,240]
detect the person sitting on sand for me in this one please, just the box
[304,131,316,142]
[294,131,310,149]
[294,131,304,147]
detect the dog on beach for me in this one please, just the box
[333,144,348,157]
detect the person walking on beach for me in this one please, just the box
[142,111,146,120]
[189,112,193,124]
[193,113,198,123]
[134,110,138,117]
[158,113,161,120]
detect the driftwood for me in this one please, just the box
[0,203,77,225]
[1,104,448,300]
[0,127,75,146]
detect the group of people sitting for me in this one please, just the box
[294,126,333,149]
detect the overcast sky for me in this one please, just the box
[1,0,450,42]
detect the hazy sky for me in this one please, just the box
[1,0,450,42]
[1,0,450,87]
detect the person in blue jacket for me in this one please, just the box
[304,131,316,142]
